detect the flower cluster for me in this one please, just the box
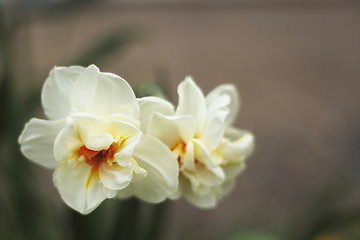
[19,65,254,214]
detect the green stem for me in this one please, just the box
[143,201,170,240]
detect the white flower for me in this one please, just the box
[19,65,178,214]
[139,77,254,208]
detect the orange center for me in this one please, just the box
[171,142,186,167]
[78,144,118,176]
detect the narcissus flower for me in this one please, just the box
[19,65,178,214]
[139,77,254,208]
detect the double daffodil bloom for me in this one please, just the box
[19,65,178,214]
[139,77,254,208]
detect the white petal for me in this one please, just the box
[19,118,66,168]
[181,141,195,170]
[103,187,118,198]
[107,114,140,129]
[53,118,82,163]
[216,179,235,198]
[199,109,227,151]
[130,158,148,181]
[147,112,196,148]
[86,133,114,151]
[220,127,255,163]
[176,77,207,135]
[114,133,142,162]
[180,177,217,208]
[99,163,133,190]
[42,66,85,120]
[137,96,175,133]
[105,119,141,144]
[192,139,217,169]
[222,163,246,180]
[206,84,239,126]
[184,140,225,188]
[116,184,133,200]
[70,65,139,118]
[194,166,225,187]
[130,135,179,203]
[71,113,105,145]
[54,161,107,214]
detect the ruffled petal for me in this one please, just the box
[194,166,224,187]
[42,66,85,120]
[137,96,175,133]
[181,177,235,209]
[206,84,239,126]
[114,133,142,162]
[219,127,255,164]
[128,135,179,203]
[192,139,218,169]
[53,160,107,214]
[19,118,66,168]
[53,118,82,163]
[70,113,107,149]
[222,163,246,180]
[176,77,207,135]
[70,65,139,118]
[180,177,217,208]
[199,108,227,151]
[99,163,133,191]
[147,112,196,148]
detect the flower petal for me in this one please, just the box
[220,127,255,164]
[176,77,207,135]
[192,139,218,170]
[206,84,239,126]
[105,119,141,144]
[199,108,227,151]
[70,113,105,147]
[194,166,225,187]
[70,65,139,118]
[53,118,82,163]
[19,118,66,168]
[99,163,133,191]
[42,66,85,120]
[128,135,179,203]
[147,112,196,148]
[114,133,142,162]
[53,161,107,214]
[137,96,175,133]
[71,113,141,152]
[86,133,114,151]
[181,141,195,170]
[180,177,217,208]
[222,163,246,180]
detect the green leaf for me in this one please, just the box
[134,82,167,99]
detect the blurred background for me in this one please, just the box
[1,0,360,240]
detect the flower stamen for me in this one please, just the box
[79,144,119,176]
[171,142,186,168]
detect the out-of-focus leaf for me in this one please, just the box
[345,222,360,240]
[71,26,142,66]
[227,231,282,240]
[135,82,167,99]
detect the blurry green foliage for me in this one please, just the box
[135,82,168,99]
[228,231,282,240]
